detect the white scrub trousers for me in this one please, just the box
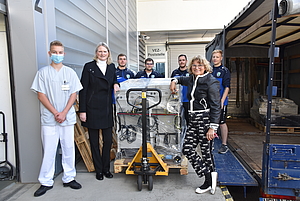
[38,125,76,186]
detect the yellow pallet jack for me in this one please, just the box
[124,88,169,191]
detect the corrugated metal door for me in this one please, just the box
[55,0,138,77]
[168,44,207,77]
[107,0,126,60]
[127,0,138,73]
[55,0,107,77]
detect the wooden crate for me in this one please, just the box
[268,126,300,134]
[74,115,95,172]
[114,155,188,175]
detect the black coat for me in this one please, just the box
[176,73,221,124]
[79,60,118,129]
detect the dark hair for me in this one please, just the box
[117,53,127,60]
[145,58,154,64]
[178,54,187,60]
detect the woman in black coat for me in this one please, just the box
[79,42,119,180]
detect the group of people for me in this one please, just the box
[116,56,163,81]
[31,40,230,197]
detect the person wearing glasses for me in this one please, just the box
[134,58,163,78]
[170,55,220,195]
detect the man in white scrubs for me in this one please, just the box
[31,40,83,197]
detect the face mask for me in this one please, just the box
[50,54,64,64]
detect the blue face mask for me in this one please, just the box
[50,54,64,64]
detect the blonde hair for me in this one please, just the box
[50,40,64,50]
[93,42,112,64]
[212,49,223,56]
[188,55,212,74]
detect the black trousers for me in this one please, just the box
[182,111,214,178]
[88,127,112,174]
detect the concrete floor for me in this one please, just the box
[0,161,226,201]
[2,119,300,200]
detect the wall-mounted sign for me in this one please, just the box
[147,45,166,59]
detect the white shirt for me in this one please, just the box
[97,59,107,75]
[31,65,83,126]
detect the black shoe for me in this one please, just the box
[103,171,113,178]
[34,185,53,197]
[218,144,229,154]
[96,173,103,180]
[63,180,82,189]
[195,174,211,194]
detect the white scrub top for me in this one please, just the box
[31,65,83,126]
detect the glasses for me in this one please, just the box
[146,63,153,65]
[192,64,204,69]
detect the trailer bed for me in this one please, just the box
[226,119,300,179]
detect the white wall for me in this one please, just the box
[137,0,251,31]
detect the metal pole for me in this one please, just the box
[142,89,147,158]
[222,25,226,65]
[262,0,278,194]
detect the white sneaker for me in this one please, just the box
[195,186,212,194]
[210,172,218,194]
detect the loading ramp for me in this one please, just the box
[214,137,258,197]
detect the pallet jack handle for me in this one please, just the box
[125,88,162,110]
[126,88,162,160]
